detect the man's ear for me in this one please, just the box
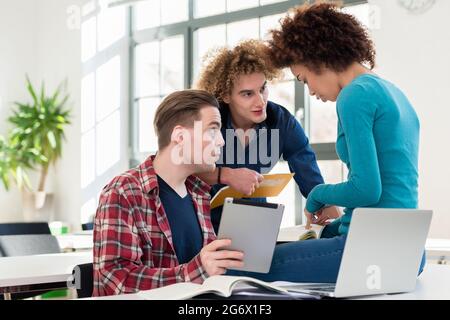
[171,125,185,145]
[223,94,231,104]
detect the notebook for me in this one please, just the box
[136,275,318,300]
[277,224,325,242]
[210,173,294,209]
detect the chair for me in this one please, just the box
[0,234,61,256]
[0,222,51,236]
[71,263,94,298]
[0,234,61,300]
[81,222,94,231]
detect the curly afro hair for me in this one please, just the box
[194,39,281,102]
[268,2,376,73]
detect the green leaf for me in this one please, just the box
[22,171,32,190]
[47,128,56,148]
[1,173,10,191]
[26,75,39,106]
[15,166,23,190]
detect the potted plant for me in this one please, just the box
[2,76,71,221]
[0,133,43,191]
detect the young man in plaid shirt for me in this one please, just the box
[93,90,244,296]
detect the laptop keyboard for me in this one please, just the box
[285,285,336,293]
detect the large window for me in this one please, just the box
[130,0,370,227]
[80,1,130,224]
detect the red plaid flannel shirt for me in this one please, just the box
[93,155,217,296]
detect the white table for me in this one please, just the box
[56,233,93,252]
[80,264,450,300]
[0,251,92,300]
[357,264,450,300]
[425,239,450,264]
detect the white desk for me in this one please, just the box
[425,239,450,264]
[357,264,450,300]
[80,264,450,300]
[0,251,92,299]
[56,234,93,252]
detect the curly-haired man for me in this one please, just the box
[195,39,341,235]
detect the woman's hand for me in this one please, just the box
[304,208,315,230]
[304,206,342,229]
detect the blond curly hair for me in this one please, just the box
[194,39,281,102]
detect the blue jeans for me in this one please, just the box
[226,235,347,283]
[226,222,427,282]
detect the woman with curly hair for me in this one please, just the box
[268,2,425,274]
[195,39,341,235]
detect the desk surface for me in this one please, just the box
[63,229,450,255]
[81,264,450,300]
[56,234,93,251]
[357,264,450,300]
[0,251,92,288]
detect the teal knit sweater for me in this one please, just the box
[306,74,420,235]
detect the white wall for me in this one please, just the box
[369,0,450,238]
[34,0,84,230]
[0,0,84,228]
[0,0,38,221]
[0,0,129,231]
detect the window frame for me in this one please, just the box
[80,2,131,223]
[128,0,368,224]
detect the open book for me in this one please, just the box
[277,224,325,242]
[211,173,294,209]
[137,275,290,300]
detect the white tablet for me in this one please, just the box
[217,198,285,274]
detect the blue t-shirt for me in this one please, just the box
[306,73,420,235]
[157,176,203,264]
[210,101,324,233]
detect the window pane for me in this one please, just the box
[281,68,295,81]
[82,0,96,16]
[309,95,338,144]
[343,164,349,180]
[134,0,160,30]
[227,0,258,12]
[81,198,97,224]
[260,0,287,5]
[194,24,226,76]
[81,129,96,188]
[81,73,95,133]
[317,160,345,184]
[268,81,295,115]
[135,41,160,97]
[97,5,125,51]
[161,0,188,25]
[161,36,184,94]
[81,17,96,62]
[194,0,226,18]
[268,161,296,228]
[260,13,283,40]
[138,98,160,153]
[96,56,121,121]
[227,18,259,47]
[96,111,121,175]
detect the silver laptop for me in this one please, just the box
[286,208,433,298]
[217,198,284,273]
